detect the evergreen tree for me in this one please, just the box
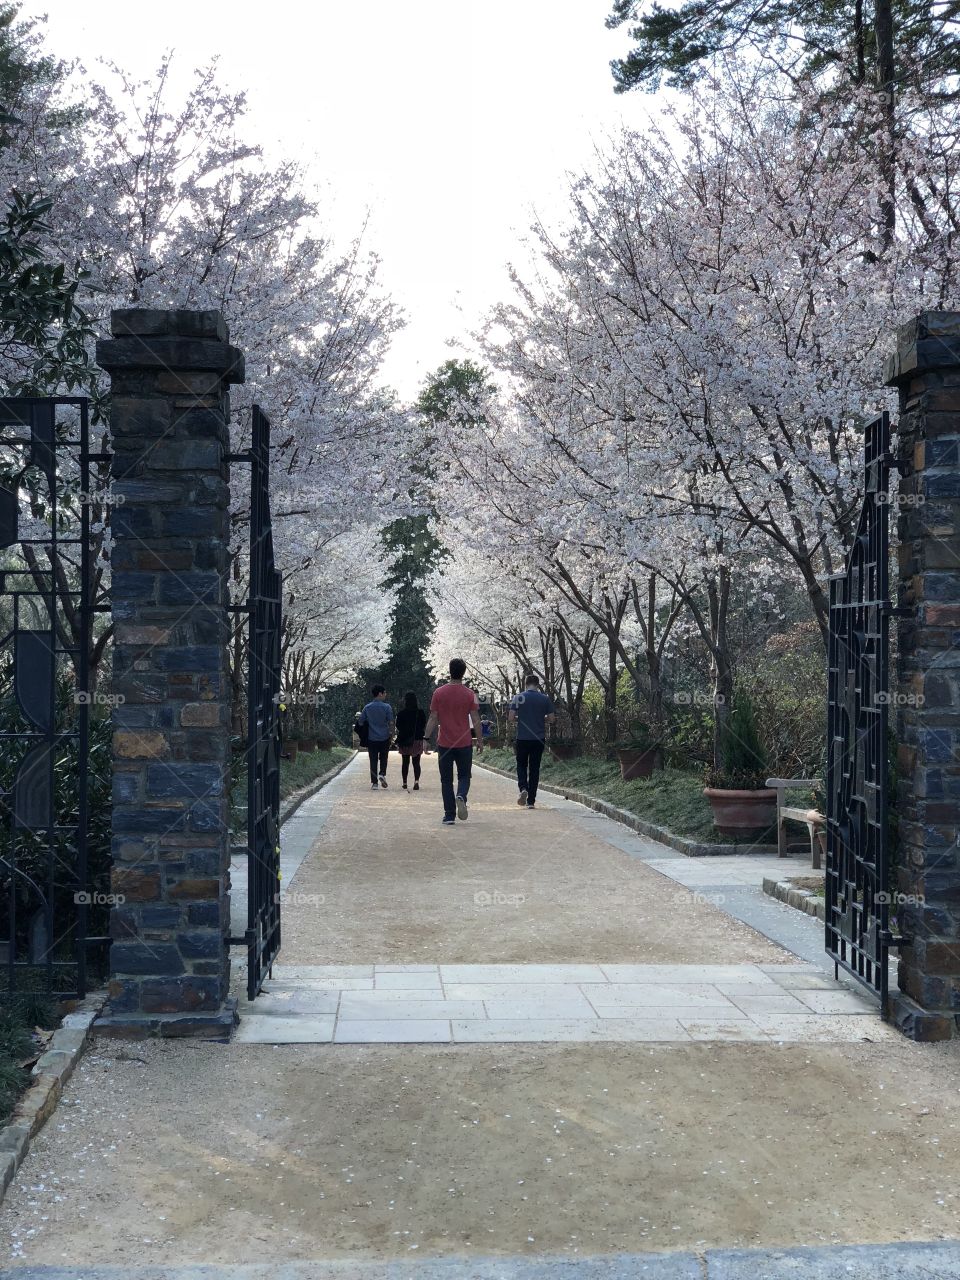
[605,0,955,93]
[370,359,490,705]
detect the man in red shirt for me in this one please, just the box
[424,657,483,825]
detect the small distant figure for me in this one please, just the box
[359,684,394,790]
[509,674,556,810]
[395,690,427,791]
[424,657,483,825]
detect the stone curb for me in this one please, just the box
[477,761,778,857]
[0,989,108,1208]
[8,1238,960,1277]
[763,875,826,922]
[279,750,358,826]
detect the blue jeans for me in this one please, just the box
[438,745,472,819]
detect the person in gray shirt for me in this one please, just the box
[360,685,394,789]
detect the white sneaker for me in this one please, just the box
[456,795,468,821]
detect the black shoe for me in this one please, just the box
[413,782,420,790]
[526,803,536,809]
[517,789,528,807]
[402,783,408,790]
[442,816,455,825]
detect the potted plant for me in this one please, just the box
[616,721,659,781]
[703,695,776,836]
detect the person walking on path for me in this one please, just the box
[509,674,556,809]
[395,690,427,790]
[424,658,483,825]
[360,685,394,789]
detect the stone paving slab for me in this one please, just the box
[235,963,888,1044]
[333,1019,451,1043]
[9,1239,960,1277]
[233,1015,334,1044]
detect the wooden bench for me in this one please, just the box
[765,777,826,869]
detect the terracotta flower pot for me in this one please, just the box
[617,747,657,781]
[298,737,318,752]
[703,786,776,837]
[284,741,299,764]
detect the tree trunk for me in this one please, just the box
[605,631,619,746]
[875,0,896,245]
[707,568,733,771]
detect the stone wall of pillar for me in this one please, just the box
[96,309,243,1037]
[886,311,960,1041]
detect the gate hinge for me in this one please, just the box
[881,452,911,477]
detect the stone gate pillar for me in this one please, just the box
[885,312,960,1041]
[97,309,244,1038]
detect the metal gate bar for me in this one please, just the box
[825,411,900,1012]
[229,406,282,1000]
[0,398,109,999]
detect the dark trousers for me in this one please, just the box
[438,745,472,819]
[401,752,422,784]
[367,740,389,782]
[516,740,545,804]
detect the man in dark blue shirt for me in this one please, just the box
[508,674,556,810]
[360,685,394,789]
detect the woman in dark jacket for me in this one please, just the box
[395,690,427,790]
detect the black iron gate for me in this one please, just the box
[231,406,282,999]
[825,410,902,1012]
[0,398,109,999]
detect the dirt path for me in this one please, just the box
[278,754,787,965]
[3,756,960,1269]
[3,1037,960,1266]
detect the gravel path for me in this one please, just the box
[278,754,788,965]
[2,1037,960,1266]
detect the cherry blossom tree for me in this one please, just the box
[0,40,406,687]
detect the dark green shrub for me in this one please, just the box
[706,692,770,789]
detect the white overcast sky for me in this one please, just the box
[24,0,663,399]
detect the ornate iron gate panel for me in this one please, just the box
[234,406,282,1000]
[0,398,109,999]
[825,411,898,1012]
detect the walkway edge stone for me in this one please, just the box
[477,762,778,857]
[6,1239,960,1277]
[279,750,358,827]
[0,989,108,1207]
[763,876,826,922]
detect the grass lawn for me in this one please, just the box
[480,747,772,844]
[231,746,354,831]
[278,746,353,801]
